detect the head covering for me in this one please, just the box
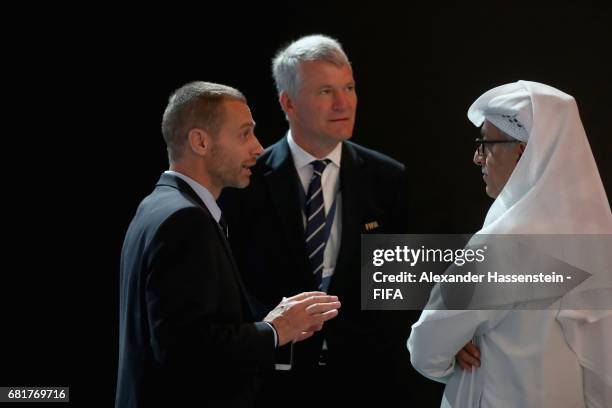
[467,80,611,235]
[468,83,533,142]
[467,80,612,393]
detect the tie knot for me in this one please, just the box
[311,159,330,175]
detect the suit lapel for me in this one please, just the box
[156,173,255,319]
[330,142,364,292]
[263,138,313,282]
[211,226,255,317]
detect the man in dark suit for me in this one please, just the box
[220,35,429,404]
[116,81,341,408]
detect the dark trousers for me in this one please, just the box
[254,359,431,406]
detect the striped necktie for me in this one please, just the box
[304,159,331,290]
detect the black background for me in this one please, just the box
[3,2,610,407]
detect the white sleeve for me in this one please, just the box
[407,309,508,383]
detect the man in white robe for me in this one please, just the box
[408,81,612,407]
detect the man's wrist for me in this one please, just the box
[264,321,279,348]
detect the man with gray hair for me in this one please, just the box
[219,35,425,403]
[117,81,341,407]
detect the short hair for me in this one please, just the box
[161,81,246,162]
[272,34,351,98]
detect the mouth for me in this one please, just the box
[329,117,350,122]
[242,162,256,174]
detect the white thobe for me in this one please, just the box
[408,302,612,407]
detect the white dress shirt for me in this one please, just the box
[287,131,342,289]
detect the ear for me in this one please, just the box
[187,128,209,156]
[279,91,294,118]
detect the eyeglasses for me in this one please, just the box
[474,138,522,158]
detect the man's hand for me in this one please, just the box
[264,291,340,346]
[456,341,481,371]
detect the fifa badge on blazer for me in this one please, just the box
[364,221,380,231]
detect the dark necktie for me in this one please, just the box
[304,159,331,289]
[219,214,229,239]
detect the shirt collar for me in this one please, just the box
[164,170,222,223]
[287,130,342,170]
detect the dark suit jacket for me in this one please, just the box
[219,138,421,401]
[116,173,274,408]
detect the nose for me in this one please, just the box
[332,89,349,111]
[473,149,483,166]
[252,133,264,157]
